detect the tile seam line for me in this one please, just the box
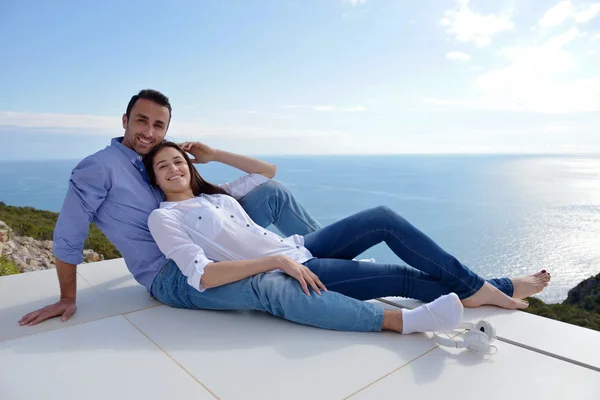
[4,296,392,344]
[122,313,221,400]
[377,299,600,373]
[1,311,125,343]
[497,336,600,373]
[75,269,116,314]
[76,270,163,314]
[343,345,440,399]
[2,305,163,344]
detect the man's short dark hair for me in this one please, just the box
[126,89,172,121]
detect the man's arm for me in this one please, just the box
[19,259,77,326]
[19,156,109,326]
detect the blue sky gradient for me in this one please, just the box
[1,0,599,159]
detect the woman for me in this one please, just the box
[144,141,551,335]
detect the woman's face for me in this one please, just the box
[152,147,192,193]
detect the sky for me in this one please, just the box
[0,0,599,160]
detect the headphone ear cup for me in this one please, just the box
[463,331,490,353]
[475,320,496,343]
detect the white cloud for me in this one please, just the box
[345,0,368,6]
[0,111,118,134]
[446,51,471,62]
[283,105,367,112]
[441,0,513,47]
[539,1,600,27]
[425,28,600,113]
[0,111,342,139]
[539,1,573,28]
[574,3,600,23]
[239,110,294,120]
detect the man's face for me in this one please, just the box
[121,98,170,155]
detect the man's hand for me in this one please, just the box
[274,256,327,296]
[19,298,77,326]
[179,141,218,164]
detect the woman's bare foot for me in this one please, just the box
[462,282,529,310]
[511,270,551,299]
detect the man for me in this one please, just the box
[19,89,321,326]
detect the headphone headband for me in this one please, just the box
[432,319,497,354]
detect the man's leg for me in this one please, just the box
[237,179,322,236]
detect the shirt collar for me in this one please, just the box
[159,196,200,209]
[111,136,144,164]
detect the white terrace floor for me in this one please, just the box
[1,258,599,400]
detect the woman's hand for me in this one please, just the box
[273,256,327,296]
[179,141,218,164]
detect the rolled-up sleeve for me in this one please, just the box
[218,173,271,200]
[53,156,110,265]
[147,209,214,292]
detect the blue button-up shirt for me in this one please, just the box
[53,137,167,291]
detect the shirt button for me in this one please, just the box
[194,260,198,264]
[296,246,300,249]
[280,239,283,242]
[137,156,142,160]
[216,206,219,209]
[139,168,143,172]
[263,232,267,235]
[230,215,234,218]
[246,224,250,227]
[198,216,202,220]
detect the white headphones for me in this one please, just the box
[432,320,498,355]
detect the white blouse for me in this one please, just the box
[147,173,314,292]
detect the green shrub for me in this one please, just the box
[0,203,120,260]
[523,297,600,332]
[0,255,20,276]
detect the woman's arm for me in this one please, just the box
[148,209,326,295]
[180,141,276,178]
[201,257,278,289]
[205,256,327,296]
[148,210,215,292]
[148,209,278,290]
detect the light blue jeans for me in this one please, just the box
[151,181,513,332]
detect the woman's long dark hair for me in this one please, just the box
[143,141,230,197]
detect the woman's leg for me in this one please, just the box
[303,206,497,299]
[302,205,547,309]
[151,259,384,332]
[237,180,322,236]
[303,258,455,303]
[151,260,465,334]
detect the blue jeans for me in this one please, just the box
[302,206,513,302]
[237,179,321,236]
[151,182,513,332]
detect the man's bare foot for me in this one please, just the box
[511,270,551,299]
[462,282,529,310]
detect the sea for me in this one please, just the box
[1,154,599,304]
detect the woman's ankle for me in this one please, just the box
[382,309,403,333]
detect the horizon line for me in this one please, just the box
[1,152,599,163]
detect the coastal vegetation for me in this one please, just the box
[0,202,120,259]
